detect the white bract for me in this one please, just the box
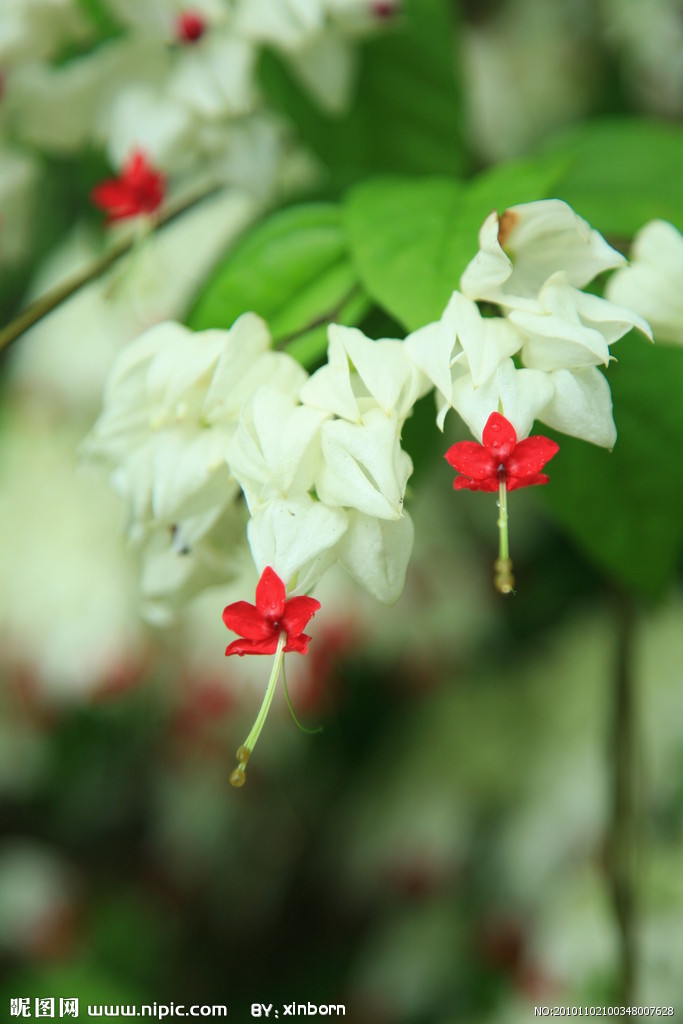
[301,323,428,421]
[407,199,653,447]
[606,220,683,345]
[83,314,305,544]
[227,387,327,510]
[221,321,424,602]
[83,197,658,624]
[316,408,413,520]
[510,272,652,370]
[460,199,626,310]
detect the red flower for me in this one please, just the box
[372,1,398,17]
[176,11,206,43]
[91,150,165,223]
[223,567,321,657]
[444,412,559,492]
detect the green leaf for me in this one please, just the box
[542,119,683,238]
[186,203,368,354]
[258,0,465,184]
[541,335,683,599]
[345,158,567,331]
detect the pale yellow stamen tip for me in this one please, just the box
[494,557,515,594]
[230,764,247,788]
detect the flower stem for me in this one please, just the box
[609,591,638,1005]
[229,632,287,788]
[494,479,515,594]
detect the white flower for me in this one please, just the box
[606,220,683,345]
[234,0,324,52]
[138,504,252,625]
[536,367,618,449]
[227,386,327,511]
[102,0,225,35]
[450,358,555,442]
[316,408,413,520]
[404,291,523,430]
[246,494,348,594]
[103,84,197,171]
[511,272,652,371]
[336,510,414,604]
[460,199,626,310]
[83,314,305,540]
[0,0,83,65]
[168,33,255,120]
[301,323,428,423]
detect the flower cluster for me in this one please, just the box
[84,198,654,778]
[406,200,652,449]
[228,322,429,605]
[0,0,401,239]
[82,312,306,621]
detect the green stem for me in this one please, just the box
[282,659,323,736]
[497,479,509,561]
[494,479,515,594]
[242,632,287,754]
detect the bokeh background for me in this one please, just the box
[1,1,683,1020]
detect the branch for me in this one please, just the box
[0,183,224,354]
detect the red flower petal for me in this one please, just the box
[482,412,517,461]
[281,595,321,639]
[284,633,313,655]
[91,151,165,222]
[222,600,274,641]
[507,473,550,491]
[444,441,498,480]
[176,10,206,42]
[453,476,498,492]
[506,436,559,478]
[255,567,286,622]
[225,636,280,657]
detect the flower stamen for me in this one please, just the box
[229,632,286,788]
[495,479,515,594]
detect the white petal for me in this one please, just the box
[227,387,326,509]
[449,291,522,386]
[169,35,255,118]
[285,30,356,112]
[316,408,413,519]
[571,288,652,344]
[460,209,513,300]
[332,323,429,419]
[451,359,555,441]
[537,367,617,449]
[404,294,462,408]
[300,324,362,421]
[337,510,414,604]
[461,200,625,309]
[606,220,683,345]
[247,495,347,592]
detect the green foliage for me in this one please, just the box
[344,158,567,330]
[258,0,465,185]
[186,203,370,358]
[542,336,683,599]
[542,118,683,236]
